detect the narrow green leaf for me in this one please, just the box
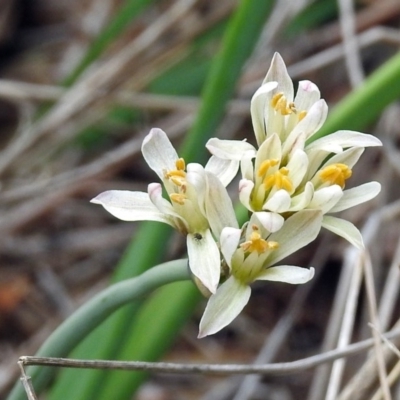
[311,51,400,140]
[96,0,276,399]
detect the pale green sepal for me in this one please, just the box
[322,215,364,249]
[257,265,315,284]
[91,190,175,226]
[198,276,251,338]
[187,229,221,294]
[329,182,381,213]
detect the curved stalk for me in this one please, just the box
[7,259,191,400]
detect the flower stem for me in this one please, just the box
[7,259,190,400]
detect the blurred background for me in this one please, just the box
[0,0,400,399]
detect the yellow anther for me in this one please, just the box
[319,163,352,188]
[258,159,279,177]
[165,161,187,187]
[241,231,279,254]
[298,110,307,121]
[271,92,284,108]
[264,167,293,192]
[266,241,279,250]
[170,193,186,205]
[271,93,296,115]
[175,158,185,171]
[170,175,186,187]
[276,97,291,115]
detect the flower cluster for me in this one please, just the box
[91,53,381,338]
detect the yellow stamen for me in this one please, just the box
[271,92,284,108]
[164,158,187,187]
[264,167,293,192]
[271,93,298,115]
[170,175,186,187]
[175,158,185,171]
[240,231,279,254]
[258,159,279,177]
[170,193,186,205]
[319,163,352,188]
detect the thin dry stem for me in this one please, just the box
[363,252,391,400]
[337,0,365,87]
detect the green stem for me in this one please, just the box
[7,260,190,400]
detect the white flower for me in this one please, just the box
[91,128,238,294]
[206,53,382,248]
[198,209,322,337]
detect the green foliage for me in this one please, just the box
[284,0,338,37]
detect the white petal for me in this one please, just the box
[263,189,291,212]
[206,138,256,161]
[204,171,239,237]
[252,211,284,233]
[198,276,251,338]
[142,128,179,179]
[250,81,279,145]
[254,133,282,173]
[286,149,308,189]
[289,182,314,211]
[330,182,381,213]
[186,164,207,217]
[241,153,255,181]
[263,52,294,100]
[205,156,239,187]
[268,210,322,265]
[257,265,315,284]
[239,179,255,212]
[322,147,364,170]
[308,185,343,213]
[220,227,242,269]
[91,190,175,226]
[148,183,182,220]
[283,99,328,155]
[322,216,364,249]
[187,230,221,294]
[294,80,321,110]
[307,131,382,153]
